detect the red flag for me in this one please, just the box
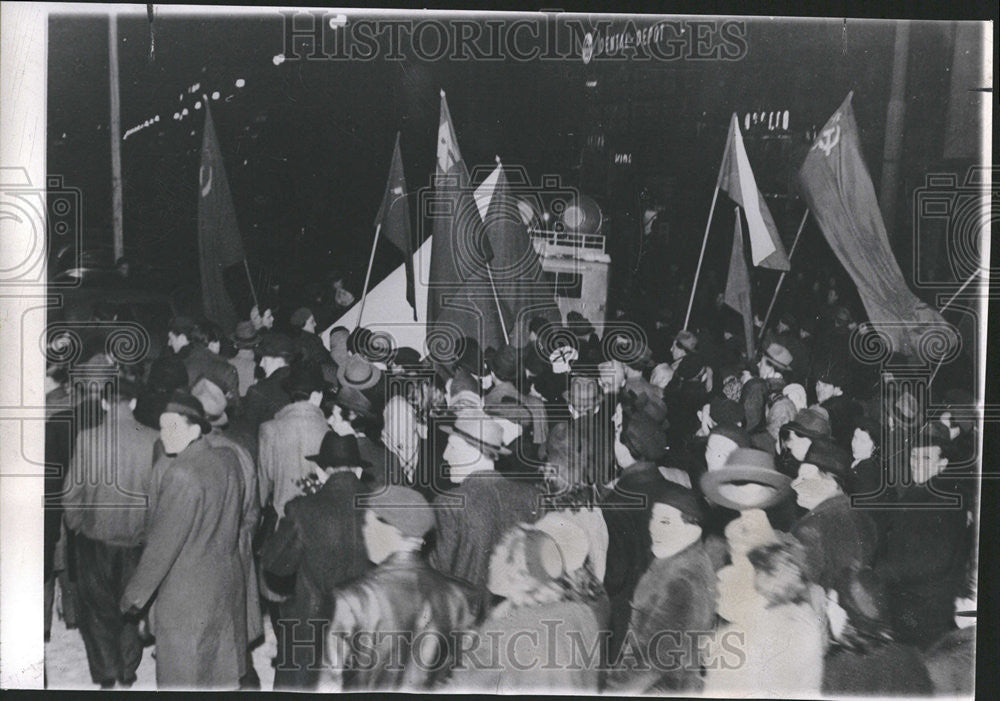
[375,133,416,320]
[798,93,950,357]
[197,104,245,332]
[427,91,505,354]
[718,114,790,271]
[724,208,755,360]
[478,163,561,345]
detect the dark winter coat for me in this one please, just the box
[260,470,370,690]
[241,365,292,433]
[325,550,478,691]
[791,493,878,591]
[606,541,717,693]
[430,470,542,613]
[121,438,247,689]
[875,478,972,647]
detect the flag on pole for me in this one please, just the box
[798,93,950,357]
[725,207,755,360]
[427,90,505,354]
[477,162,561,345]
[375,132,416,320]
[718,113,790,270]
[197,104,245,332]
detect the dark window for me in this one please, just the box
[544,271,583,299]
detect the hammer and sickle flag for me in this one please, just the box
[798,93,949,357]
[197,104,246,332]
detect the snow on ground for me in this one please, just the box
[45,581,278,691]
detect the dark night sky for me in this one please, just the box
[47,11,971,306]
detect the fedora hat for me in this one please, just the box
[229,320,262,349]
[441,411,512,458]
[337,355,382,391]
[700,447,793,511]
[305,431,369,469]
[162,389,212,434]
[784,406,832,440]
[763,343,793,372]
[190,377,228,428]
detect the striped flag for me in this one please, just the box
[375,132,416,320]
[724,208,755,360]
[427,90,505,354]
[718,113,790,271]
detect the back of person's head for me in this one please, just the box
[168,316,198,339]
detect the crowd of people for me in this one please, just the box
[44,264,978,695]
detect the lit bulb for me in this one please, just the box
[235,78,245,88]
[195,101,202,110]
[154,115,160,122]
[182,108,189,116]
[272,54,285,66]
[212,91,220,100]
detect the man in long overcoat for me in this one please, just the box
[120,391,247,689]
[192,378,264,688]
[259,432,371,690]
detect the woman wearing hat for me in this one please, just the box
[605,489,716,693]
[449,523,600,693]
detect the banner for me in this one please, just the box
[718,113,790,271]
[478,163,561,346]
[725,208,755,360]
[426,90,505,354]
[798,93,949,357]
[375,132,416,320]
[197,105,245,333]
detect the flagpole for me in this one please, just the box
[109,11,124,263]
[487,154,510,345]
[243,259,259,310]
[758,209,810,344]
[356,223,383,329]
[683,182,721,331]
[928,268,981,388]
[487,265,510,345]
[938,268,981,314]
